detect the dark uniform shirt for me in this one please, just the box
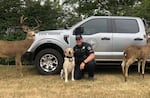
[74,42,94,63]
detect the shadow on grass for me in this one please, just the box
[95,64,150,75]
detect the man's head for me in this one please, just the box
[75,35,83,46]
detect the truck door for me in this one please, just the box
[112,19,147,59]
[70,18,113,59]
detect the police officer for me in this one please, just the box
[73,34,95,80]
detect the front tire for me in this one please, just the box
[35,48,63,75]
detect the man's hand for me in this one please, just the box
[80,62,85,70]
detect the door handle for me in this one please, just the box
[101,37,110,40]
[134,38,143,41]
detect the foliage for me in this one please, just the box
[129,0,150,22]
[0,0,23,38]
[63,0,142,17]
[22,0,63,30]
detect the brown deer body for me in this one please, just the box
[0,36,34,57]
[121,36,150,82]
[0,16,39,77]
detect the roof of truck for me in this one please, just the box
[88,16,141,19]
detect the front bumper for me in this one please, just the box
[22,52,34,62]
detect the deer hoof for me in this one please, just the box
[20,73,23,77]
[142,74,144,79]
[138,72,141,76]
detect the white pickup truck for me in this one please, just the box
[23,16,148,75]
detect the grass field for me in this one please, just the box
[0,65,150,98]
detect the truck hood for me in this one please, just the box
[38,29,67,35]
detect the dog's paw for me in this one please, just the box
[65,80,68,82]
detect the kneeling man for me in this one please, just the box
[74,35,95,81]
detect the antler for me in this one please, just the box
[33,17,41,30]
[20,15,27,24]
[20,15,30,32]
[20,15,41,32]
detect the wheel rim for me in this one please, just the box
[40,54,58,73]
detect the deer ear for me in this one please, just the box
[21,26,30,33]
[144,35,148,39]
[34,30,39,33]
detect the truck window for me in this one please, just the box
[114,19,139,33]
[80,18,108,35]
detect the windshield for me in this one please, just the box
[64,19,83,30]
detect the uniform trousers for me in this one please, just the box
[74,60,95,80]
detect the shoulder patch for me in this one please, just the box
[87,46,92,50]
[82,46,86,49]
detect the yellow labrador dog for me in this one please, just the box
[60,48,75,82]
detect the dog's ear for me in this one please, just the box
[64,50,66,54]
[72,50,74,55]
[64,49,68,56]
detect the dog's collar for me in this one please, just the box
[66,56,73,58]
[65,56,73,62]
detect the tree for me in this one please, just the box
[63,0,142,18]
[130,0,150,21]
[22,0,64,30]
[0,0,23,39]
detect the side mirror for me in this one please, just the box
[64,24,69,29]
[74,27,84,35]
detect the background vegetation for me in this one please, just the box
[0,0,150,64]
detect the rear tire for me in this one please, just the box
[34,48,63,75]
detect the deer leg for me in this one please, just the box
[141,60,146,79]
[15,56,23,77]
[124,59,134,82]
[124,64,129,82]
[138,61,141,76]
[121,59,126,75]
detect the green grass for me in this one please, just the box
[0,65,150,98]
